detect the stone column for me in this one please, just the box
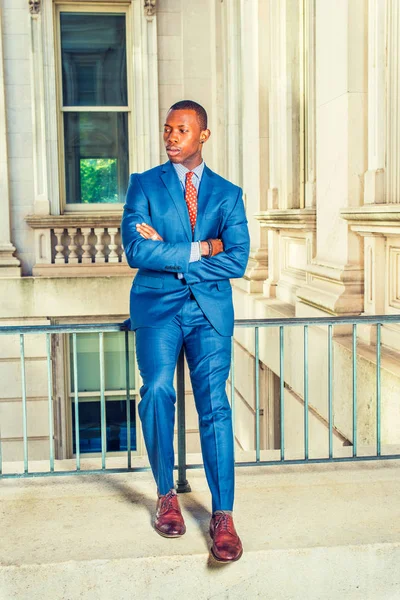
[303,0,316,209]
[225,0,242,188]
[297,0,367,316]
[267,0,301,211]
[132,0,160,172]
[363,0,386,204]
[0,8,21,277]
[237,0,268,292]
[386,0,400,204]
[29,0,50,216]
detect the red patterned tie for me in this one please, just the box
[185,171,197,232]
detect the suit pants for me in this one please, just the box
[135,295,234,512]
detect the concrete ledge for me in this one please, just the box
[2,462,400,599]
[2,543,400,600]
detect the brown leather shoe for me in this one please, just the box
[210,512,243,562]
[154,490,186,538]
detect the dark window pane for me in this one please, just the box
[60,13,127,106]
[72,398,137,454]
[64,112,129,204]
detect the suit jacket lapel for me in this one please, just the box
[160,162,192,242]
[194,166,216,240]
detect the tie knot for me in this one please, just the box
[186,171,194,182]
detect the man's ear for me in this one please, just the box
[200,129,211,144]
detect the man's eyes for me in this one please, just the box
[164,128,188,133]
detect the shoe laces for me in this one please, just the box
[214,513,231,532]
[160,490,177,513]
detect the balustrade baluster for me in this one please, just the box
[67,228,79,264]
[54,228,65,264]
[108,227,119,263]
[94,228,106,263]
[81,227,92,264]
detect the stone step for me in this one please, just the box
[1,462,400,599]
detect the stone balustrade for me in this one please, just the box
[25,214,132,276]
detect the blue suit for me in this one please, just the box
[121,161,250,511]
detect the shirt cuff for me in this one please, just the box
[189,241,201,263]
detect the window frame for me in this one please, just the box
[54,2,134,213]
[65,327,142,459]
[51,315,142,459]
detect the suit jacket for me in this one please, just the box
[121,161,250,336]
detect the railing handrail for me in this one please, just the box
[235,314,400,327]
[1,313,400,335]
[0,323,128,335]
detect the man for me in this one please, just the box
[121,100,250,562]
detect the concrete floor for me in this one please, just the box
[1,460,400,599]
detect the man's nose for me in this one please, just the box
[167,131,179,143]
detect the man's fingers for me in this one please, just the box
[136,225,153,238]
[136,224,153,233]
[136,223,163,241]
[138,223,156,234]
[136,223,160,236]
[136,229,153,239]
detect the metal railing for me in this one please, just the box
[0,314,400,484]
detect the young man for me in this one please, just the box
[121,100,250,562]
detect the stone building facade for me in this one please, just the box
[1,0,399,464]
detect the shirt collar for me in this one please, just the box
[172,160,205,183]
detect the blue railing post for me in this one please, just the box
[376,323,382,457]
[352,324,358,457]
[255,327,260,462]
[176,348,191,493]
[72,333,80,470]
[46,333,55,472]
[304,326,309,460]
[279,326,285,461]
[328,324,333,459]
[99,332,107,469]
[20,334,28,474]
[125,330,132,469]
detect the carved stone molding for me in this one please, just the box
[341,205,400,227]
[255,209,316,230]
[144,0,156,18]
[29,0,41,16]
[296,260,364,317]
[26,213,122,229]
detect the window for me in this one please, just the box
[69,332,137,455]
[57,8,130,208]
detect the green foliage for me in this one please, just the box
[80,158,119,203]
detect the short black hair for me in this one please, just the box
[168,100,208,130]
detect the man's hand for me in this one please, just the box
[136,223,163,241]
[200,239,224,257]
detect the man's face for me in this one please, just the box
[163,109,210,169]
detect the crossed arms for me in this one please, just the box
[121,173,250,284]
